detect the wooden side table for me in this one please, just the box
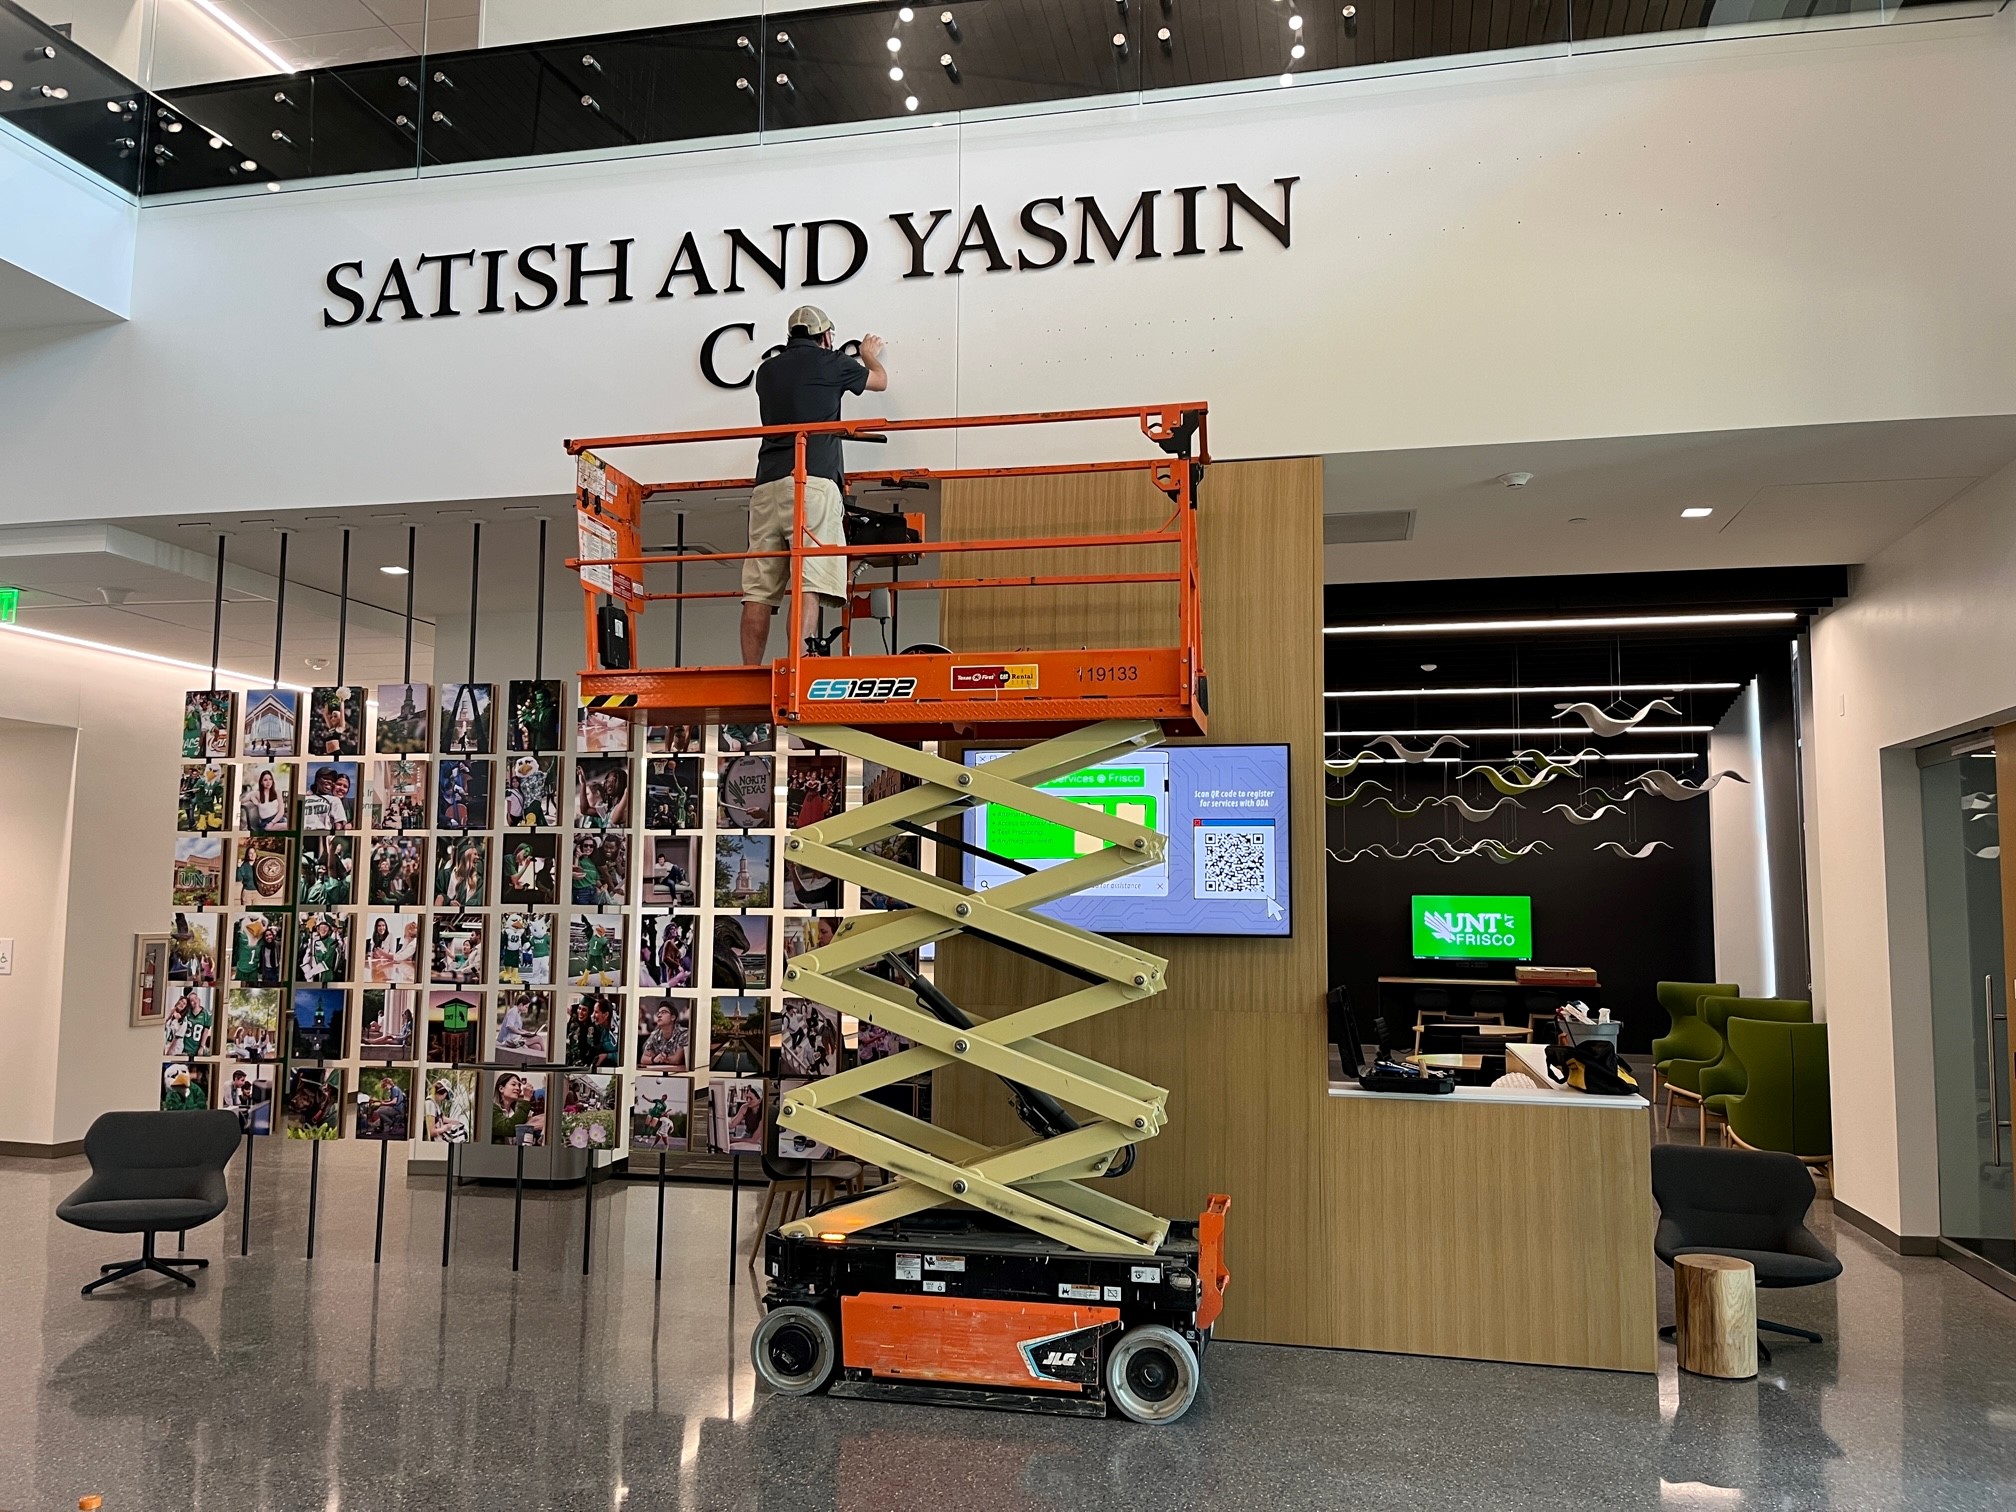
[1674,1254,1758,1379]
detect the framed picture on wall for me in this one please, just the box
[131,933,173,1028]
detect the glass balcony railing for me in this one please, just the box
[0,0,2002,201]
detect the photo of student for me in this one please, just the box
[296,911,352,984]
[644,758,701,831]
[493,990,551,1065]
[644,836,697,907]
[169,913,220,986]
[306,685,365,757]
[708,1076,764,1154]
[300,761,359,831]
[575,757,632,829]
[489,1070,546,1145]
[560,1073,619,1149]
[230,912,288,986]
[358,989,417,1060]
[576,708,631,754]
[225,988,280,1061]
[630,1074,691,1151]
[430,915,486,986]
[787,755,846,828]
[238,764,294,834]
[571,834,630,907]
[507,680,563,753]
[369,759,428,830]
[297,835,356,906]
[355,1068,411,1141]
[363,914,421,985]
[369,835,425,907]
[778,997,840,1078]
[436,758,492,830]
[637,912,696,990]
[162,986,214,1060]
[236,834,291,906]
[284,1067,343,1139]
[222,1065,275,1134]
[502,835,559,906]
[564,992,623,1069]
[431,835,490,907]
[182,690,235,759]
[422,1070,476,1144]
[636,997,692,1073]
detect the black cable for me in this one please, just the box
[209,534,225,692]
[271,532,288,688]
[467,521,481,683]
[336,528,351,686]
[402,526,416,684]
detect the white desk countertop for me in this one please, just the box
[1326,1044,1649,1110]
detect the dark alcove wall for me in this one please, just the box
[1326,780,1714,1052]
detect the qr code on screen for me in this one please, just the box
[1197,825,1272,899]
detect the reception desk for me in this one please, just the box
[1323,1046,1656,1373]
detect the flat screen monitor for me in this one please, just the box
[961,744,1290,936]
[1411,894,1533,961]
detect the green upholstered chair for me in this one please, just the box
[1719,1019,1833,1187]
[1650,981,1739,1126]
[1697,998,1814,1144]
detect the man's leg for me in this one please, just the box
[739,602,773,665]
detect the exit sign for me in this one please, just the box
[0,587,16,623]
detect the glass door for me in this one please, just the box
[1920,734,2013,1275]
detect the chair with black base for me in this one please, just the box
[1651,1144,1842,1359]
[58,1111,241,1296]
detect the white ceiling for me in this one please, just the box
[232,0,479,69]
[1321,415,2016,584]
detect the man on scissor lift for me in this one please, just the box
[738,305,889,665]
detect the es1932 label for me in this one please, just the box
[807,676,917,702]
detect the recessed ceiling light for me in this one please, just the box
[1681,507,1714,519]
[380,564,410,576]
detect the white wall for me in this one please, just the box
[0,722,79,1147]
[3,14,2016,515]
[0,125,136,328]
[0,629,189,1145]
[1807,450,2016,1237]
[1710,682,1773,998]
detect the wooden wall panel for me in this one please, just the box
[931,457,1655,1371]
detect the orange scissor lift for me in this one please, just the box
[566,403,1230,1425]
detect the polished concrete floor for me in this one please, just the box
[3,1132,2015,1512]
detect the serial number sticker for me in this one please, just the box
[807,676,918,702]
[1130,1266,1162,1284]
[1057,1283,1102,1302]
[1076,664,1142,684]
[923,1280,947,1294]
[894,1254,922,1281]
[1102,1286,1122,1302]
[924,1254,967,1272]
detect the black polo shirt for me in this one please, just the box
[754,335,869,491]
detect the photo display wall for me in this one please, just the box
[167,682,932,1162]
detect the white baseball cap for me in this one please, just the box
[786,305,833,336]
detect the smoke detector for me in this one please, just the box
[1498,471,1535,489]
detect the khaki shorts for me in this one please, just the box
[743,475,848,607]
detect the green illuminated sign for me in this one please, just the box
[1412,894,1533,960]
[0,586,16,624]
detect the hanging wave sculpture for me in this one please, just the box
[1543,803,1626,825]
[1366,733,1470,763]
[1593,840,1672,859]
[1631,769,1750,801]
[1553,699,1683,738]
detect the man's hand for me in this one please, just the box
[859,332,889,391]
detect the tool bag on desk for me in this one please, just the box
[1544,1039,1640,1096]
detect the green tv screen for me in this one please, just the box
[1411,895,1533,961]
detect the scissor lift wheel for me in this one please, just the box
[1107,1325,1202,1424]
[752,1305,839,1396]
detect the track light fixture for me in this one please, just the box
[735,34,756,56]
[272,89,296,107]
[900,6,916,18]
[775,30,796,53]
[27,44,56,60]
[0,81,13,92]
[889,65,903,79]
[904,94,919,110]
[35,84,68,99]
[270,128,292,144]
[736,76,754,93]
[580,93,600,111]
[581,52,602,71]
[1158,25,1172,51]
[1343,3,1358,36]
[429,110,452,128]
[940,53,960,81]
[941,11,962,41]
[774,72,795,92]
[1112,31,1129,57]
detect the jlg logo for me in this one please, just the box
[1040,1351,1078,1367]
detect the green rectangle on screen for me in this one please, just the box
[1411,894,1533,960]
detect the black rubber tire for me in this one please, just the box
[1105,1323,1201,1424]
[751,1305,838,1396]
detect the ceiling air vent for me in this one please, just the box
[1323,509,1414,545]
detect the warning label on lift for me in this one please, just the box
[951,664,1040,691]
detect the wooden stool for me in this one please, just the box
[1673,1254,1757,1379]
